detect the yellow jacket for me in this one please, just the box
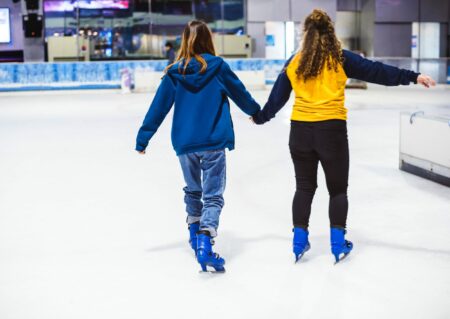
[252,50,419,125]
[286,53,348,122]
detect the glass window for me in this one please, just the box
[43,0,246,61]
[222,0,245,35]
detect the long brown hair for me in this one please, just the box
[165,20,216,75]
[296,9,344,81]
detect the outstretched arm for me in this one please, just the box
[218,62,261,116]
[252,58,293,125]
[343,50,435,87]
[135,74,176,153]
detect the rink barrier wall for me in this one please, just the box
[399,112,450,187]
[448,65,450,84]
[0,59,285,92]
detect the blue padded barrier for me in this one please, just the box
[447,65,450,84]
[0,59,286,92]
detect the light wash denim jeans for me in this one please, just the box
[178,150,226,237]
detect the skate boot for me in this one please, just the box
[196,231,225,273]
[293,227,311,263]
[330,227,353,264]
[188,222,200,253]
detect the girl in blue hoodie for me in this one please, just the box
[136,20,261,272]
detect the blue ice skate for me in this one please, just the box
[188,222,200,253]
[196,231,225,273]
[293,227,311,263]
[330,227,353,264]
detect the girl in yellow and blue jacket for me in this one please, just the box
[252,9,435,264]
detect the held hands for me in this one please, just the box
[417,74,436,88]
[249,111,265,125]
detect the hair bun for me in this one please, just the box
[308,9,330,31]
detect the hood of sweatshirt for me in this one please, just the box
[167,54,224,92]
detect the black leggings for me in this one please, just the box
[289,120,349,229]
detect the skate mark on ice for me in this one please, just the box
[219,232,290,260]
[360,240,450,256]
[146,241,186,253]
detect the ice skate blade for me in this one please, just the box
[294,253,306,264]
[199,269,226,274]
[294,245,310,263]
[198,263,225,274]
[333,252,350,265]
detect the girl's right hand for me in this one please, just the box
[417,74,436,88]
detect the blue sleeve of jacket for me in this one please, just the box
[135,74,176,151]
[218,62,261,116]
[252,57,293,125]
[343,50,419,86]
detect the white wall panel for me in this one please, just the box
[246,22,266,58]
[247,0,290,22]
[290,0,337,22]
[265,22,286,59]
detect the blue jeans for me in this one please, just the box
[178,150,226,237]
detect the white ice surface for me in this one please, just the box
[0,85,449,319]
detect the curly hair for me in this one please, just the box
[296,9,344,82]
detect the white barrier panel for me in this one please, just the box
[134,70,164,92]
[234,71,266,90]
[399,112,450,186]
[133,70,266,92]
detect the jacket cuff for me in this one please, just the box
[411,72,420,84]
[135,144,146,152]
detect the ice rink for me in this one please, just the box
[0,85,449,319]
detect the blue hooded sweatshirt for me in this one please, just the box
[136,54,261,155]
